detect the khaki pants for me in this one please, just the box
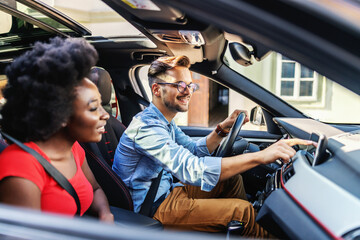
[153,174,270,238]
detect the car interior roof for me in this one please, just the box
[2,0,360,96]
[101,0,225,65]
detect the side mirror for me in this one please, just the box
[250,106,266,126]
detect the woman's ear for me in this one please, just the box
[152,83,161,97]
[61,117,71,128]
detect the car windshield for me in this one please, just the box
[224,42,360,124]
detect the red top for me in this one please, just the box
[0,141,93,216]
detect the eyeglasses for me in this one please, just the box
[156,81,199,93]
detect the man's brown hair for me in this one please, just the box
[148,55,190,88]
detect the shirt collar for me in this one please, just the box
[148,102,175,127]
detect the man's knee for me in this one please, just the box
[233,199,256,223]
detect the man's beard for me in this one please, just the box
[164,99,188,112]
[162,88,188,113]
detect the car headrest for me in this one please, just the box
[88,67,112,106]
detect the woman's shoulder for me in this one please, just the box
[0,142,38,160]
[0,142,45,169]
[0,143,47,190]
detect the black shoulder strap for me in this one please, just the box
[139,169,163,217]
[2,132,81,216]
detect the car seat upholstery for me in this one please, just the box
[81,67,133,210]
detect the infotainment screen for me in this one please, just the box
[306,132,328,166]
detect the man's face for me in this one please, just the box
[157,66,193,113]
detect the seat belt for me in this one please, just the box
[1,132,81,216]
[139,169,163,217]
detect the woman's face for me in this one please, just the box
[66,78,109,142]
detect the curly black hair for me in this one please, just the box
[0,37,98,142]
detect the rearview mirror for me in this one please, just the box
[250,106,265,126]
[229,42,253,66]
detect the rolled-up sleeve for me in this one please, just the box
[194,137,214,156]
[130,120,222,192]
[174,124,213,157]
[201,156,222,191]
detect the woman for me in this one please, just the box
[0,37,114,222]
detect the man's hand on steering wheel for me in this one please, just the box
[216,110,249,157]
[218,109,249,132]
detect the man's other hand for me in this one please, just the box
[258,139,313,165]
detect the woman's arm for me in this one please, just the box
[0,177,41,209]
[81,158,114,223]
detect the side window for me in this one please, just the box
[137,66,267,131]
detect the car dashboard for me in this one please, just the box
[254,118,360,239]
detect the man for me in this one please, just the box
[112,56,311,237]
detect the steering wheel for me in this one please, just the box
[215,112,246,157]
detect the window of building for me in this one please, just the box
[276,54,318,101]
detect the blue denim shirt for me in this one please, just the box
[112,103,222,213]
